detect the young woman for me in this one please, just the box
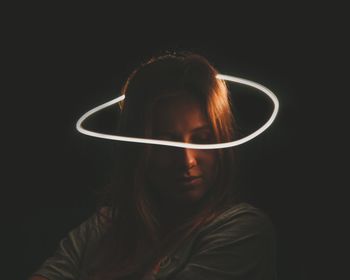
[30,52,277,280]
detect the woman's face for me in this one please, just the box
[147,93,218,206]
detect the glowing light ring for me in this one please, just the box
[76,74,279,149]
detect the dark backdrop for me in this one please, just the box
[4,3,346,279]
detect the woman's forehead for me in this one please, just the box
[152,94,209,133]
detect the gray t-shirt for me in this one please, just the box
[31,202,277,279]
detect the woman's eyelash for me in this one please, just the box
[158,132,213,142]
[193,135,212,142]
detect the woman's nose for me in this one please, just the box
[177,148,198,169]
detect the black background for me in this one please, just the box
[4,3,347,279]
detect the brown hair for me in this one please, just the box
[85,51,241,279]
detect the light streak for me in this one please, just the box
[76,74,279,149]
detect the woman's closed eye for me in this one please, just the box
[192,133,214,144]
[157,133,213,144]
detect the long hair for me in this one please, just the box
[85,52,241,279]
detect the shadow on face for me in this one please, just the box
[147,93,219,206]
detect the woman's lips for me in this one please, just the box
[176,176,202,187]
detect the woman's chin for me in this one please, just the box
[149,179,210,206]
[170,187,207,205]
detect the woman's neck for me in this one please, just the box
[154,198,203,238]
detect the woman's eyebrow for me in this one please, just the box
[190,124,211,133]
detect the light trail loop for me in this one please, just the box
[76,74,279,149]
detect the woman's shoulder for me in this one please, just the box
[75,206,115,237]
[219,202,271,221]
[97,206,113,222]
[93,206,116,228]
[199,202,274,238]
[165,202,276,279]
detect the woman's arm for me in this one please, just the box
[28,209,108,280]
[28,276,48,280]
[171,208,277,280]
[29,275,49,280]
